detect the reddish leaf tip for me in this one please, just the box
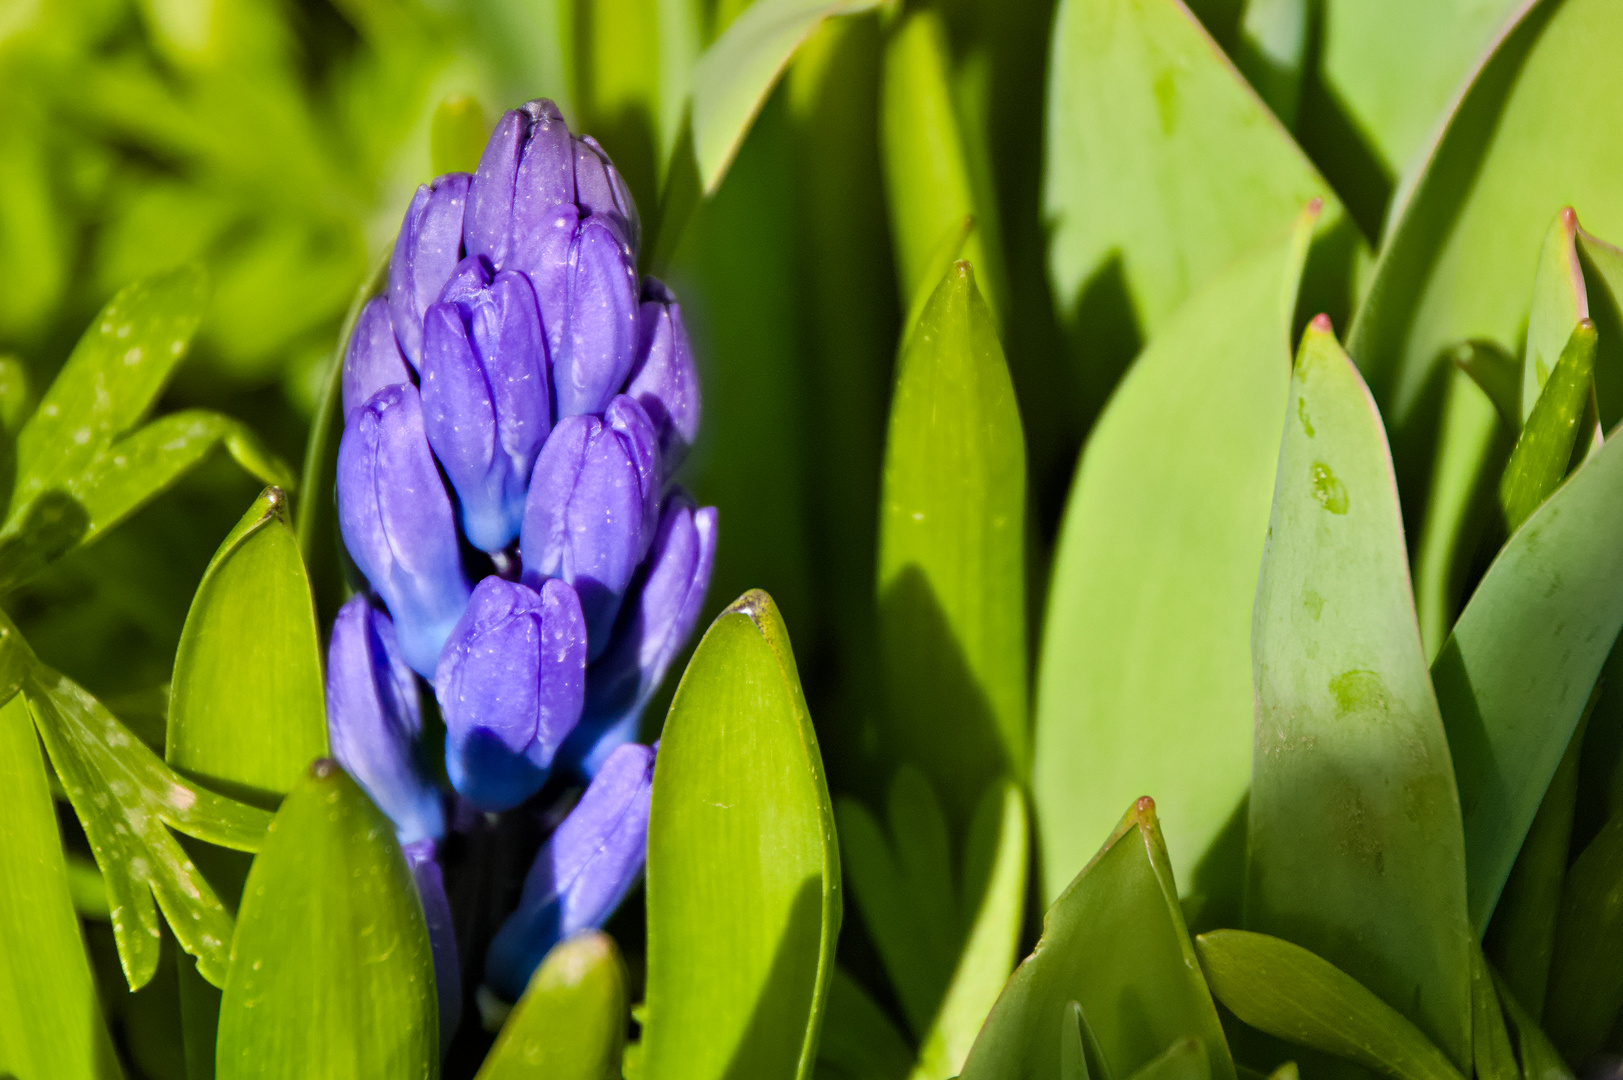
[1310,313,1334,334]
[1561,206,1578,228]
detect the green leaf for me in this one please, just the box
[168,487,327,803]
[1575,224,1623,428]
[1125,1040,1210,1080]
[912,780,1029,1080]
[1060,1002,1092,1080]
[1234,0,1308,127]
[1498,321,1597,532]
[1194,930,1464,1080]
[816,969,914,1080]
[66,852,112,921]
[1490,967,1572,1080]
[1521,209,1589,426]
[1347,0,1623,501]
[959,798,1235,1080]
[1033,205,1314,901]
[1543,809,1623,1063]
[476,931,628,1080]
[0,691,122,1079]
[641,590,840,1080]
[217,759,437,1078]
[882,12,1002,318]
[1431,413,1623,933]
[1043,0,1340,354]
[1248,319,1471,1068]
[1471,948,1518,1080]
[690,0,882,194]
[1455,342,1522,433]
[878,262,1026,825]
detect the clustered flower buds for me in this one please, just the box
[326,99,714,1014]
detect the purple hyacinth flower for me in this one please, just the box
[420,255,550,552]
[466,102,574,271]
[403,839,462,1049]
[337,383,472,677]
[521,396,661,658]
[484,742,654,1001]
[325,596,445,845]
[435,576,588,812]
[572,134,640,254]
[559,492,716,778]
[553,216,640,419]
[342,297,413,417]
[388,173,470,369]
[626,278,701,474]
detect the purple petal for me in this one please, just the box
[554,217,639,418]
[626,278,701,473]
[388,174,470,368]
[342,297,413,418]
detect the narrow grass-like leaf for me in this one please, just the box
[1521,209,1589,426]
[816,969,914,1080]
[911,781,1029,1080]
[1471,948,1518,1080]
[1195,930,1463,1080]
[1060,1002,1092,1080]
[641,590,840,1080]
[959,798,1235,1080]
[168,487,327,803]
[476,931,627,1080]
[1034,205,1314,900]
[217,759,437,1078]
[690,0,882,194]
[878,262,1025,826]
[1498,321,1597,532]
[1249,319,1471,1068]
[1432,419,1623,933]
[882,13,1001,318]
[1543,810,1623,1063]
[1491,969,1572,1080]
[0,691,121,1079]
[1043,0,1339,355]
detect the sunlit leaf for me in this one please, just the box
[1499,320,1597,532]
[476,931,627,1080]
[1521,209,1589,426]
[641,590,840,1080]
[1249,319,1471,1068]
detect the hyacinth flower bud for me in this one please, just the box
[521,395,661,657]
[342,297,413,417]
[466,101,574,270]
[484,742,654,1000]
[435,576,588,812]
[338,383,472,676]
[420,255,550,552]
[403,839,462,1049]
[388,172,471,368]
[572,134,640,254]
[626,278,701,474]
[559,492,716,778]
[325,596,445,844]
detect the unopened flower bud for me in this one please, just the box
[521,396,661,657]
[403,839,462,1049]
[388,173,470,368]
[420,255,550,553]
[626,279,700,473]
[435,576,587,811]
[325,596,445,844]
[337,384,472,676]
[484,742,654,1000]
[342,297,413,417]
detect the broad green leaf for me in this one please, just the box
[882,12,1002,318]
[430,94,490,176]
[690,0,882,194]
[1471,948,1518,1080]
[836,766,960,1037]
[1033,205,1313,901]
[1125,1040,1209,1080]
[0,691,122,1080]
[641,590,840,1080]
[1521,209,1588,425]
[1195,930,1463,1080]
[1060,1003,1092,1080]
[1498,320,1597,531]
[1490,968,1572,1080]
[959,798,1235,1080]
[816,969,914,1080]
[911,781,1029,1080]
[217,759,437,1078]
[476,931,628,1080]
[1431,413,1623,933]
[1484,699,1589,1017]
[1043,0,1339,361]
[878,262,1025,825]
[1248,320,1471,1068]
[168,487,327,803]
[1347,0,1623,501]
[1543,810,1623,1063]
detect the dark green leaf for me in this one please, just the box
[959,798,1234,1080]
[1060,1002,1092,1080]
[0,691,122,1079]
[217,759,437,1079]
[1033,205,1314,901]
[641,590,840,1080]
[878,262,1026,826]
[1499,321,1597,532]
[168,487,327,803]
[1195,930,1463,1080]
[815,969,914,1080]
[1491,968,1572,1080]
[1472,947,1518,1080]
[476,931,628,1080]
[1125,1040,1209,1080]
[1543,810,1623,1064]
[1249,319,1471,1068]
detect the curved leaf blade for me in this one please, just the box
[476,931,628,1080]
[1543,811,1623,1063]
